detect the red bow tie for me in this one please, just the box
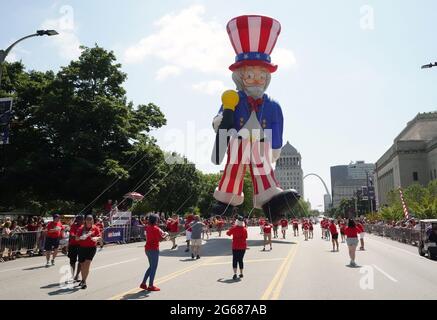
[247,96,263,113]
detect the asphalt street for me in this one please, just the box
[0,226,436,300]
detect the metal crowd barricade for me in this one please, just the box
[0,231,43,260]
[130,225,145,242]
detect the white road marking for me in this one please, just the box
[372,264,398,283]
[91,258,138,271]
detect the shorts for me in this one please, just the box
[186,231,192,241]
[332,233,339,240]
[346,237,359,247]
[191,239,202,246]
[169,232,178,239]
[78,246,97,263]
[359,232,365,240]
[44,237,60,251]
[282,226,288,230]
[293,225,298,230]
[68,244,80,264]
[264,233,272,241]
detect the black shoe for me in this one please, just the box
[185,248,189,252]
[262,190,300,222]
[196,255,200,260]
[232,274,238,280]
[239,274,244,278]
[191,253,195,259]
[80,283,87,290]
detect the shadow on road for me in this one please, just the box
[48,287,80,296]
[120,290,151,300]
[217,278,241,284]
[40,283,61,289]
[23,265,50,271]
[247,240,297,246]
[345,264,362,269]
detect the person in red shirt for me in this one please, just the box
[263,219,273,251]
[167,214,179,250]
[280,218,288,239]
[339,220,346,243]
[140,214,168,291]
[226,216,248,280]
[95,218,105,250]
[292,218,299,236]
[259,218,265,234]
[302,219,309,241]
[67,215,84,283]
[308,220,314,239]
[44,214,65,267]
[75,215,101,289]
[272,221,279,239]
[329,220,339,252]
[216,217,225,237]
[344,219,361,267]
[184,214,194,252]
[356,220,365,251]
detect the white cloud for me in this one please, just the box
[272,48,297,69]
[192,80,226,95]
[5,52,18,63]
[155,65,182,81]
[41,5,81,61]
[124,5,232,76]
[124,4,297,82]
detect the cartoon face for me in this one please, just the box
[240,66,270,87]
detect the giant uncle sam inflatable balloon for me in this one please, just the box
[211,15,300,222]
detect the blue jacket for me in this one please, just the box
[217,91,284,150]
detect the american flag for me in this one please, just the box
[398,187,410,220]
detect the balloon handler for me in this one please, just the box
[211,15,300,223]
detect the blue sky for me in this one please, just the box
[2,0,437,210]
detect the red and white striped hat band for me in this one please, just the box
[227,15,281,73]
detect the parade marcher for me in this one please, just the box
[67,215,83,283]
[356,220,365,251]
[292,218,299,236]
[263,219,273,251]
[167,214,179,250]
[190,216,204,260]
[140,214,169,292]
[272,221,279,239]
[226,216,248,280]
[184,214,194,253]
[76,215,101,289]
[95,218,105,251]
[339,220,346,243]
[259,217,265,235]
[308,219,314,239]
[329,220,339,252]
[344,219,361,267]
[44,214,65,267]
[202,218,210,240]
[303,219,309,241]
[216,217,224,237]
[280,217,288,239]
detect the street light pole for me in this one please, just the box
[0,30,58,89]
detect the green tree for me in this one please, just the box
[0,45,166,213]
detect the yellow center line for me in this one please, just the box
[260,240,300,300]
[108,256,221,300]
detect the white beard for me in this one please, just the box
[244,86,265,99]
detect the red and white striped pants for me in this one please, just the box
[214,138,283,209]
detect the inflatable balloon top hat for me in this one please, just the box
[227,15,281,73]
[210,14,300,223]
